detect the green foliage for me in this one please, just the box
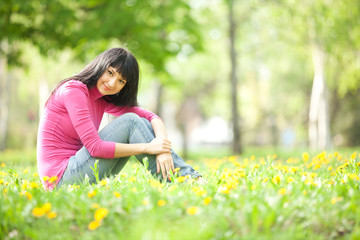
[0,150,360,239]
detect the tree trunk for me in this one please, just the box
[308,44,331,150]
[155,81,163,117]
[38,78,49,118]
[0,54,9,150]
[228,0,242,154]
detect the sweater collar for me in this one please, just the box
[89,86,104,100]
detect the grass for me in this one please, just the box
[0,148,360,239]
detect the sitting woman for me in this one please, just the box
[37,47,202,190]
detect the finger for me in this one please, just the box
[161,165,166,179]
[156,159,160,173]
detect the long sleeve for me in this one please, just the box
[60,82,115,158]
[105,104,161,122]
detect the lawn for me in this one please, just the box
[0,148,359,239]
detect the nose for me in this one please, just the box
[108,77,116,88]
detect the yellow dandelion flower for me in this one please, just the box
[177,176,187,183]
[272,175,281,185]
[33,172,39,178]
[88,220,101,231]
[24,192,32,200]
[46,212,57,219]
[328,166,333,171]
[303,190,307,196]
[42,176,50,181]
[253,164,260,169]
[32,207,45,217]
[0,163,5,168]
[0,179,4,185]
[203,196,212,205]
[356,162,360,167]
[142,199,149,205]
[192,187,207,196]
[49,176,58,184]
[42,203,51,213]
[157,200,166,207]
[287,177,294,183]
[350,152,357,160]
[94,208,109,221]
[23,168,29,174]
[186,206,199,215]
[302,152,310,162]
[278,188,287,195]
[331,197,343,205]
[88,190,97,198]
[30,182,39,189]
[99,179,108,186]
[129,176,136,182]
[251,185,257,190]
[3,189,8,195]
[113,191,122,198]
[262,177,269,183]
[219,185,230,194]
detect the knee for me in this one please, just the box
[119,112,142,124]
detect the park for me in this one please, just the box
[1,0,360,239]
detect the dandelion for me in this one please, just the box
[0,163,5,168]
[302,152,310,162]
[173,167,180,173]
[113,191,122,198]
[32,207,45,217]
[88,190,96,198]
[357,162,360,167]
[203,196,212,205]
[142,199,149,205]
[88,220,101,231]
[177,176,187,183]
[157,200,166,207]
[24,192,32,200]
[94,208,108,221]
[23,168,29,174]
[49,176,58,184]
[219,185,230,194]
[328,166,333,171]
[0,179,4,185]
[129,176,136,182]
[33,172,39,178]
[303,190,307,196]
[251,185,257,190]
[99,179,108,186]
[287,177,294,183]
[42,176,50,181]
[46,212,57,219]
[262,177,269,183]
[272,175,281,185]
[350,152,357,160]
[186,206,199,215]
[331,197,343,204]
[278,188,287,195]
[192,187,207,196]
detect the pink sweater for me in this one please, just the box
[37,80,159,189]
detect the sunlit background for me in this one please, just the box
[1,0,359,157]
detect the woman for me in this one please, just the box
[37,47,201,190]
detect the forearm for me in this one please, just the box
[113,143,148,158]
[151,118,168,139]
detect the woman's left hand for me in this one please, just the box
[156,152,175,180]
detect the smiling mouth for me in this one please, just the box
[103,84,111,91]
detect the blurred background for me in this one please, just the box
[1,0,359,158]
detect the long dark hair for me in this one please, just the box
[47,48,139,106]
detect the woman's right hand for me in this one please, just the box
[147,137,172,155]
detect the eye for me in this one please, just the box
[108,70,113,76]
[119,80,125,84]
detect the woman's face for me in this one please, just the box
[97,67,127,95]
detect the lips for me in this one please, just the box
[103,84,111,91]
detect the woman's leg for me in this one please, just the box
[57,113,200,188]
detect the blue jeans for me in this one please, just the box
[57,113,200,188]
